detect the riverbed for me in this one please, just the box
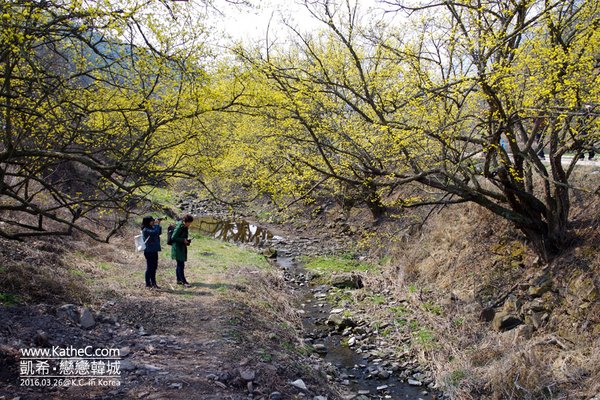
[191,215,439,400]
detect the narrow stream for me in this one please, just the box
[193,216,436,400]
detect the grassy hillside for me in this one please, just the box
[350,179,600,398]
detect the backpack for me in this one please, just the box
[166,224,176,245]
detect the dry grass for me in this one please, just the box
[361,182,600,399]
[228,266,303,333]
[0,199,151,305]
[474,336,600,399]
[0,237,93,304]
[223,266,315,388]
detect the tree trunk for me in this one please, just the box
[365,190,386,221]
[516,189,568,263]
[519,226,560,263]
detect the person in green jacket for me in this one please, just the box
[171,214,194,287]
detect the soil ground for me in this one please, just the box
[0,233,336,400]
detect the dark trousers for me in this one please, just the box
[176,260,187,284]
[144,252,158,287]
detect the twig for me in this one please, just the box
[535,335,572,350]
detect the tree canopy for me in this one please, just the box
[214,0,600,261]
[0,0,241,240]
[1,0,598,261]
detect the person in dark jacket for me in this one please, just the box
[171,214,193,287]
[142,215,163,289]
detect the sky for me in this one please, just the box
[214,0,388,44]
[217,0,327,43]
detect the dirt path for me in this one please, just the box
[0,235,335,400]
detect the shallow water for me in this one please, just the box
[192,215,277,245]
[194,215,435,399]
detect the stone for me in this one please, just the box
[239,369,256,381]
[567,274,599,304]
[326,314,356,330]
[329,273,363,289]
[492,311,523,331]
[528,274,553,298]
[313,397,327,400]
[33,330,50,347]
[119,347,131,357]
[78,307,95,329]
[291,379,308,391]
[513,324,534,342]
[313,344,328,354]
[57,304,80,324]
[120,360,136,371]
[270,392,283,400]
[408,379,423,386]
